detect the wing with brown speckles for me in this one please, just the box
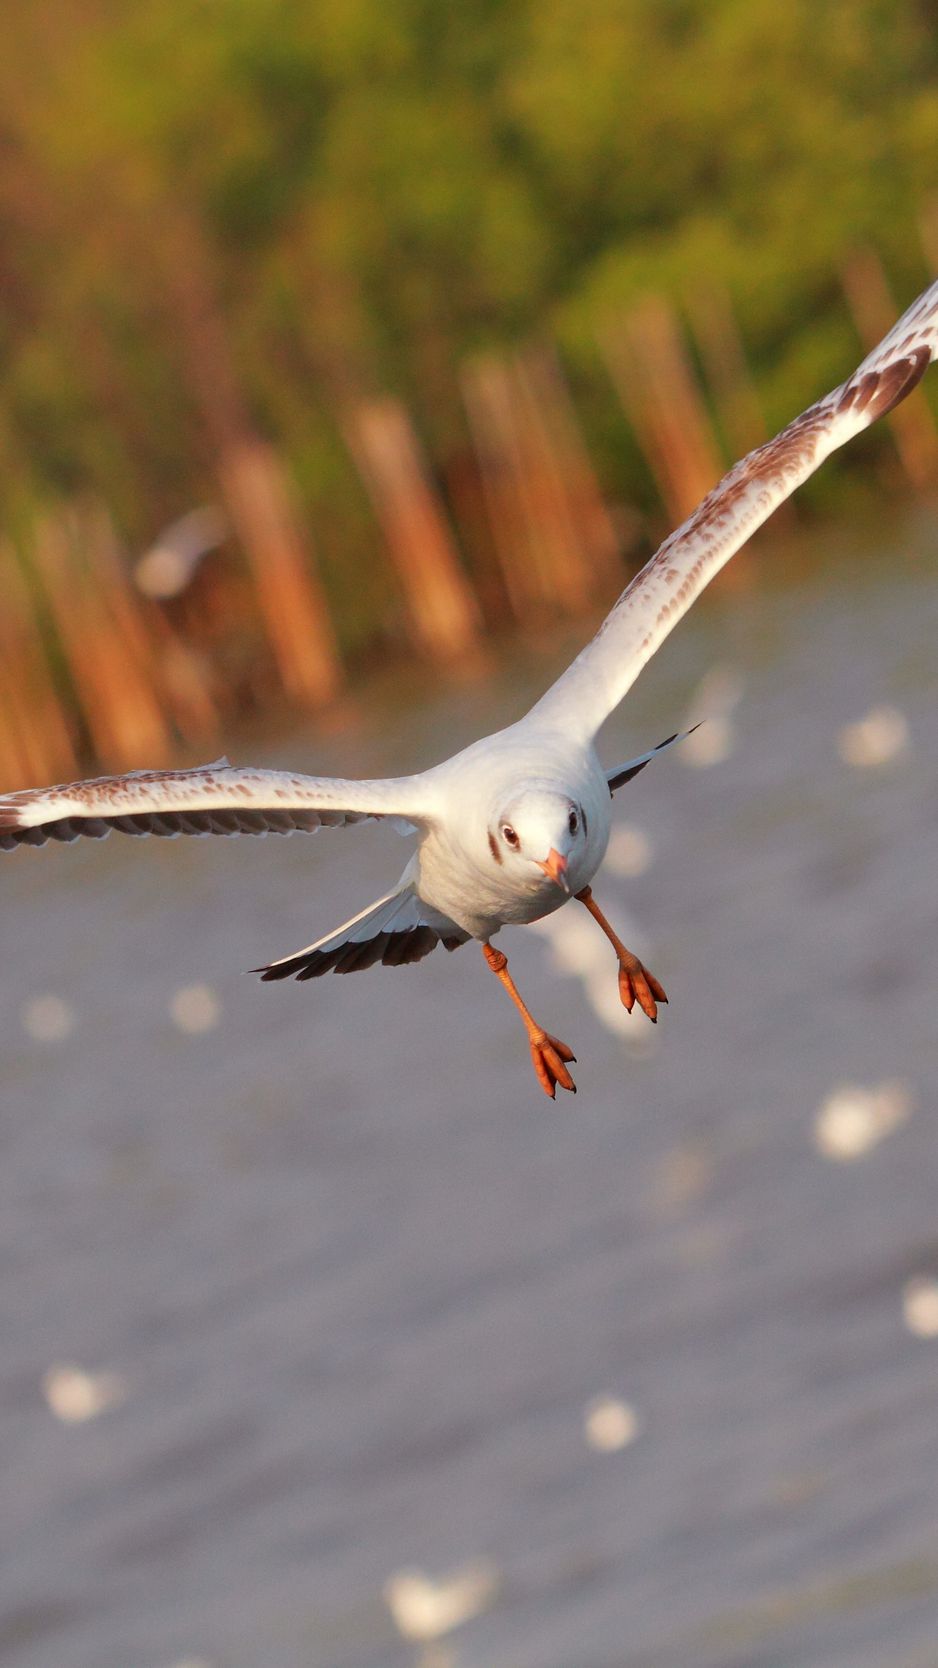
[528,278,938,741]
[0,758,430,849]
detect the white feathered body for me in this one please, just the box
[414,722,611,939]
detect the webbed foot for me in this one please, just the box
[617,954,668,1022]
[528,1029,577,1098]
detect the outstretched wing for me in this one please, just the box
[255,880,469,980]
[0,757,431,850]
[528,278,938,742]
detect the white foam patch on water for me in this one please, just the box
[21,994,76,1044]
[170,984,222,1035]
[41,1363,127,1423]
[813,1080,913,1161]
[837,704,911,768]
[383,1559,499,1641]
[903,1277,938,1338]
[584,1394,641,1452]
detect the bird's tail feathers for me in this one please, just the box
[253,884,468,981]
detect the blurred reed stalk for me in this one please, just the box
[684,279,795,538]
[218,440,343,707]
[461,346,620,621]
[344,395,483,664]
[158,205,344,709]
[78,499,222,748]
[601,293,723,527]
[684,279,770,465]
[0,539,77,787]
[32,505,175,770]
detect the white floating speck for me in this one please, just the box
[813,1080,913,1161]
[605,824,653,878]
[170,984,222,1035]
[41,1363,127,1423]
[583,1394,641,1452]
[903,1277,938,1338]
[21,994,76,1044]
[837,705,910,769]
[383,1559,499,1642]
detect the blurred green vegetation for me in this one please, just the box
[2,0,937,609]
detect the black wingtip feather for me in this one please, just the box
[254,925,444,982]
[607,724,702,794]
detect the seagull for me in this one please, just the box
[2,280,937,1095]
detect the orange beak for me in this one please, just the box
[538,847,570,893]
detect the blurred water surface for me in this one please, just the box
[4,515,938,1668]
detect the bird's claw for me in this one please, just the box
[617,956,668,1022]
[529,1030,577,1098]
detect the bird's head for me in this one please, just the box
[487,787,586,894]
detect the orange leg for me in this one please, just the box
[482,942,576,1098]
[575,886,668,1021]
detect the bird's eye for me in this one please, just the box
[502,824,519,849]
[568,808,579,836]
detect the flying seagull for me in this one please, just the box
[2,280,937,1095]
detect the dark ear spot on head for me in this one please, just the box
[488,831,503,865]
